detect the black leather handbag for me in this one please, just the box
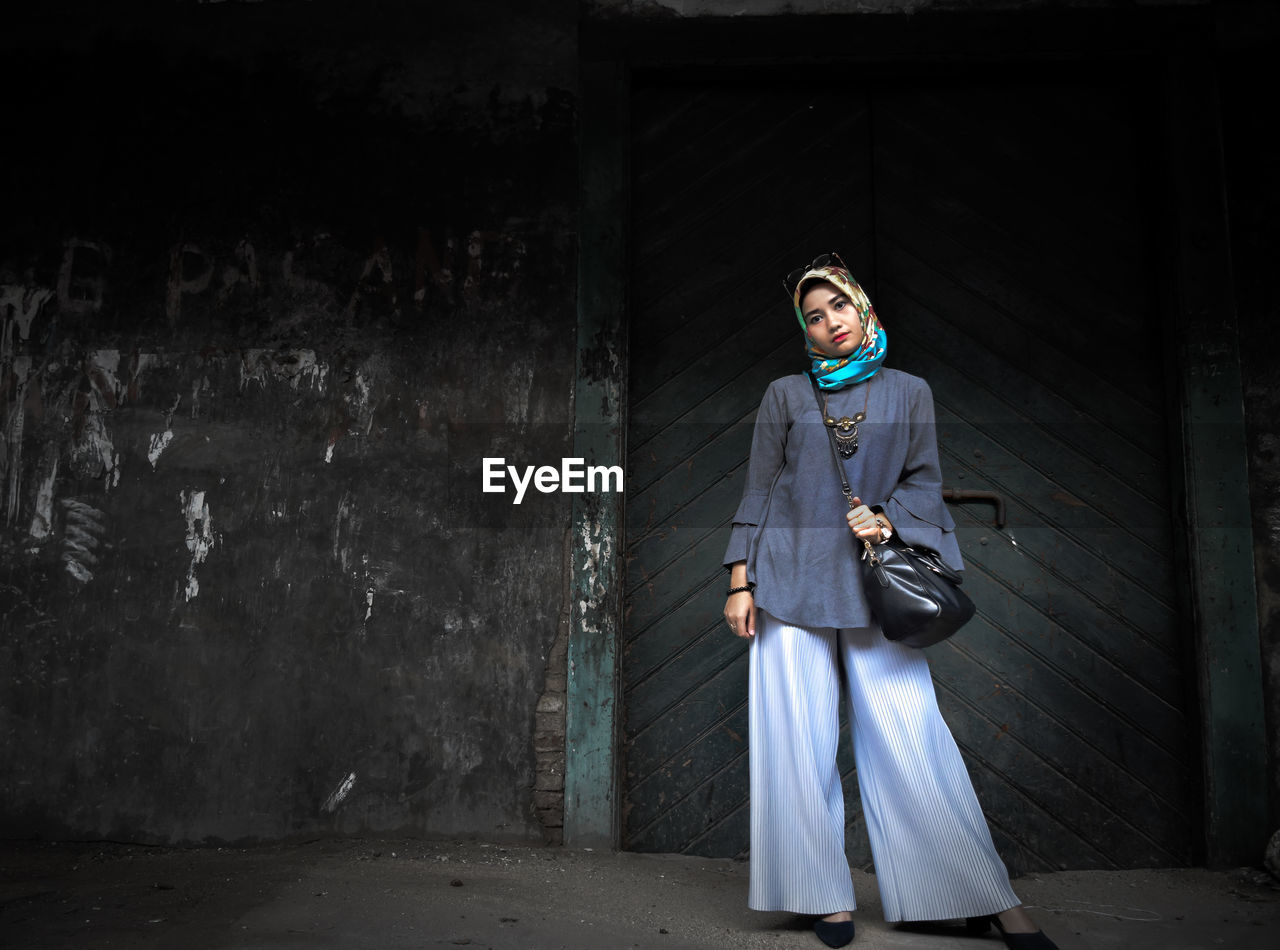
[858,534,976,648]
[808,373,975,648]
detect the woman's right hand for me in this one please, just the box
[724,560,756,638]
[724,591,756,639]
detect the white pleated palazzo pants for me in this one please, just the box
[748,609,1020,921]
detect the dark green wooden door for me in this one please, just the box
[623,71,1194,872]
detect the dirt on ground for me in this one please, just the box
[1,837,1278,949]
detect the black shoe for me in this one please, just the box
[966,915,1059,949]
[814,917,855,948]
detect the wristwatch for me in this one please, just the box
[875,517,893,543]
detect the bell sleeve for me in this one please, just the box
[722,381,788,571]
[878,378,965,572]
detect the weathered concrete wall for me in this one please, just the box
[0,1,578,844]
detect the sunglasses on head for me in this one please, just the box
[783,252,848,297]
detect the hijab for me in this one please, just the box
[792,262,887,391]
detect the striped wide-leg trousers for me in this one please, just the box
[748,609,1020,921]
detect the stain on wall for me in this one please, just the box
[0,1,579,844]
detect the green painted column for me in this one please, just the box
[1165,62,1268,866]
[565,59,628,849]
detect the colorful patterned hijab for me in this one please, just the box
[792,262,887,391]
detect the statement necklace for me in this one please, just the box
[822,379,872,460]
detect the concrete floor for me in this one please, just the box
[2,838,1278,949]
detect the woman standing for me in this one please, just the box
[722,255,1058,949]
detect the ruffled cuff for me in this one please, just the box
[882,494,964,573]
[731,489,769,526]
[723,489,769,570]
[723,523,753,569]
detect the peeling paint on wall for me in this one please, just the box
[86,349,122,409]
[577,517,615,606]
[147,430,174,469]
[333,492,356,574]
[61,498,108,583]
[128,352,159,403]
[322,772,357,813]
[240,349,329,392]
[70,414,120,488]
[324,356,386,463]
[0,284,53,343]
[28,452,59,541]
[2,355,32,525]
[181,490,215,601]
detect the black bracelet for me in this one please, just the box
[726,583,755,596]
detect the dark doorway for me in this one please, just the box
[621,67,1194,873]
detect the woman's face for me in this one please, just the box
[801,279,865,358]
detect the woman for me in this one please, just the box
[722,254,1057,950]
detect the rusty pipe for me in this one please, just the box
[941,488,1005,530]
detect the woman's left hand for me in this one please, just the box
[847,496,892,541]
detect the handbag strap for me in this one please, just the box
[806,371,856,512]
[807,372,882,564]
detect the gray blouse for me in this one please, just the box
[722,368,963,630]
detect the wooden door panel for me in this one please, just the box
[628,344,793,494]
[872,191,1165,433]
[625,662,749,835]
[874,77,1192,868]
[896,338,1172,586]
[625,81,875,856]
[623,72,1192,867]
